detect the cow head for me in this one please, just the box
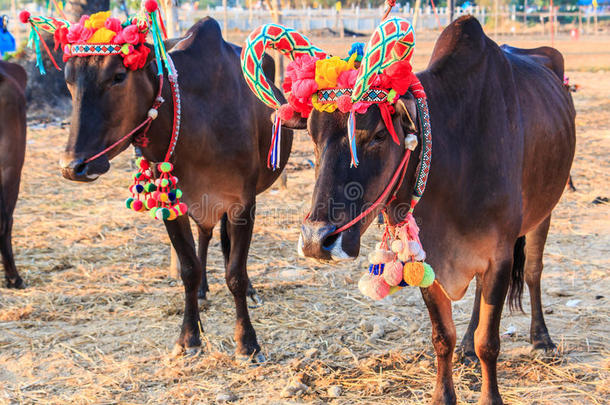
[241,19,423,262]
[60,51,156,182]
[295,94,418,261]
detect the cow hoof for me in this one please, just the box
[455,347,479,366]
[5,276,26,289]
[236,352,267,365]
[531,342,560,360]
[247,291,264,308]
[170,344,202,358]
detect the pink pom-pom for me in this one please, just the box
[144,0,159,12]
[367,276,390,300]
[383,261,404,286]
[132,200,144,211]
[336,95,353,114]
[19,10,30,24]
[278,104,294,121]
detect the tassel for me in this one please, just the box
[347,110,358,167]
[268,113,282,170]
[153,162,187,221]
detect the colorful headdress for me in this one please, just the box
[241,18,426,168]
[19,0,173,75]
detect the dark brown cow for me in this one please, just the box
[0,60,26,289]
[59,18,292,359]
[293,17,575,404]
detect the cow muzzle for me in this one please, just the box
[298,219,358,261]
[60,154,110,182]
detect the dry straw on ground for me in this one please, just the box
[1,36,609,404]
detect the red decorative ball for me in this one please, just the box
[278,104,294,122]
[132,199,144,211]
[336,95,353,114]
[19,10,30,24]
[144,0,159,13]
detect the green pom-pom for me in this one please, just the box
[158,162,173,173]
[175,189,182,199]
[161,178,169,187]
[419,263,435,288]
[149,207,159,219]
[125,197,134,209]
[144,183,157,193]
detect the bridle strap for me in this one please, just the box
[84,74,165,164]
[329,146,412,236]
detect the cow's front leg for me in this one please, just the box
[224,201,262,361]
[421,281,457,405]
[458,275,482,364]
[475,258,512,405]
[164,215,203,354]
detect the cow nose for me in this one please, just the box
[298,220,340,260]
[60,155,94,181]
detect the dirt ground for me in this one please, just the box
[1,33,609,404]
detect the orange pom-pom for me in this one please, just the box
[403,261,425,286]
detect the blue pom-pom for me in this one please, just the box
[398,279,409,287]
[135,184,144,193]
[368,263,385,276]
[168,192,176,201]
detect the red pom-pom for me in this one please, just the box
[132,200,144,211]
[278,104,294,122]
[144,0,158,13]
[19,10,30,24]
[336,95,353,114]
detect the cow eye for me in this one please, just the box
[369,130,386,146]
[113,72,127,85]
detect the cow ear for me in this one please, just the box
[271,110,308,130]
[394,93,418,134]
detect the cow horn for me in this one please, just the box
[241,24,327,111]
[351,17,415,103]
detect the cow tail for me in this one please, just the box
[507,236,526,312]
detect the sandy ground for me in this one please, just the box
[0,34,609,404]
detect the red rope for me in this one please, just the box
[330,148,412,236]
[84,75,165,164]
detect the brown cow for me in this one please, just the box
[59,18,292,360]
[291,17,575,404]
[0,60,26,289]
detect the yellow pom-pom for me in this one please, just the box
[403,261,425,286]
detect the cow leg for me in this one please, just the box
[458,274,482,364]
[219,214,261,306]
[421,281,457,405]
[197,225,213,302]
[475,256,512,405]
[524,216,555,352]
[164,214,203,354]
[1,169,23,289]
[223,202,262,360]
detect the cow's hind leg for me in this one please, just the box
[1,168,23,289]
[197,225,213,302]
[421,281,457,405]
[457,274,482,364]
[525,216,555,352]
[165,215,203,355]
[220,214,261,306]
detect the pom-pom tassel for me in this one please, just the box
[154,162,187,221]
[347,110,358,167]
[21,11,61,75]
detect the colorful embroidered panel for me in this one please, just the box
[70,43,123,56]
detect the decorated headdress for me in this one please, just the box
[20,1,188,222]
[241,17,426,168]
[19,0,173,75]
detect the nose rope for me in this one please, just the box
[329,146,412,236]
[83,74,165,164]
